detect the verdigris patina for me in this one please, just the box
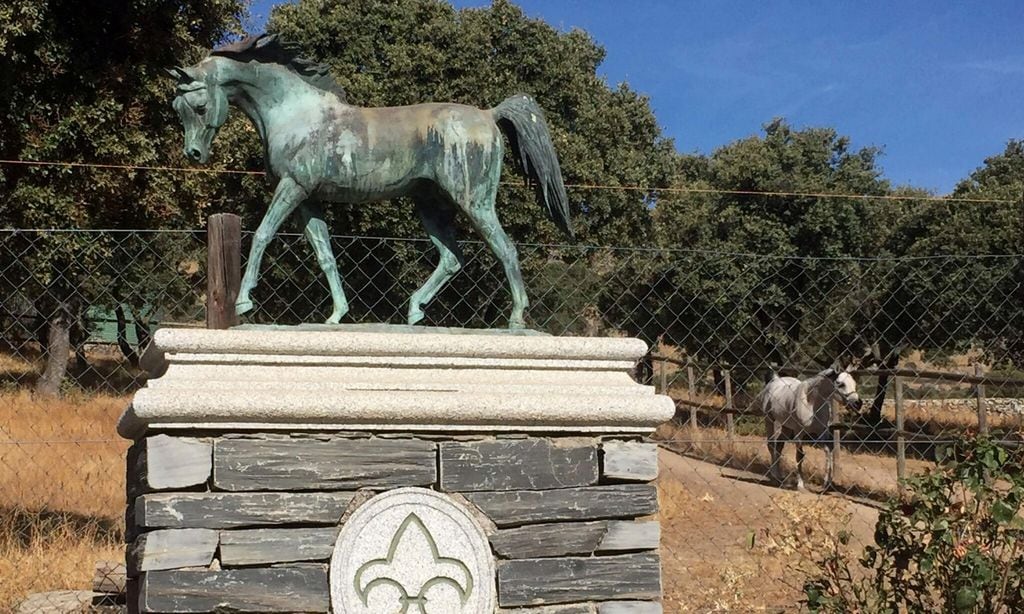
[166,33,572,329]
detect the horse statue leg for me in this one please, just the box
[298,202,349,324]
[468,206,528,328]
[237,177,307,316]
[408,196,463,326]
[454,172,528,329]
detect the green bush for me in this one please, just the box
[804,436,1024,613]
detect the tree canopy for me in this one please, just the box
[0,0,246,394]
[0,0,246,229]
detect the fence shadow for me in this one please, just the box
[0,342,143,395]
[0,506,121,548]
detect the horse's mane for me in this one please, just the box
[211,34,347,102]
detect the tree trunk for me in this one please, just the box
[35,310,71,397]
[115,305,139,367]
[71,311,88,371]
[131,306,152,351]
[712,368,725,396]
[635,348,653,386]
[868,352,901,424]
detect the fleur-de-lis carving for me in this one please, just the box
[354,513,474,613]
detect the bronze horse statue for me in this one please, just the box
[167,34,572,328]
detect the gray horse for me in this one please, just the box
[758,366,863,491]
[167,34,572,328]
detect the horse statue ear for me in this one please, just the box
[255,33,278,48]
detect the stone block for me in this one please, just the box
[14,590,102,613]
[441,439,598,491]
[219,527,339,566]
[213,437,436,490]
[491,521,609,558]
[499,605,596,613]
[138,565,328,613]
[598,602,663,613]
[465,484,658,527]
[125,502,139,544]
[498,553,661,606]
[135,492,355,529]
[492,520,659,558]
[127,435,211,497]
[127,529,218,576]
[116,326,674,438]
[597,520,660,552]
[92,560,127,593]
[602,442,658,481]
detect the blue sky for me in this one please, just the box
[249,1,1024,194]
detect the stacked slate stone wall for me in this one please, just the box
[126,432,663,613]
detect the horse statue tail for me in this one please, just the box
[492,94,573,239]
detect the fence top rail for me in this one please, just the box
[673,397,760,417]
[650,354,1024,387]
[1,227,1021,261]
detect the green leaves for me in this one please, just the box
[803,435,1024,613]
[955,586,979,612]
[0,0,245,383]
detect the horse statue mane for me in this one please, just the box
[211,33,347,102]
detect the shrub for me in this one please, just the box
[804,435,1024,613]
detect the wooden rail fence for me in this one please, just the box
[650,353,1024,488]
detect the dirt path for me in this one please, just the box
[658,449,878,612]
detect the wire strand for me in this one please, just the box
[0,158,264,176]
[1,158,1016,205]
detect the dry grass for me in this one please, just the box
[657,422,935,500]
[0,390,128,611]
[657,449,877,612]
[0,509,123,611]
[0,352,36,379]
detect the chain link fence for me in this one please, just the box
[1,227,1022,611]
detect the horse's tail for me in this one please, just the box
[492,94,573,238]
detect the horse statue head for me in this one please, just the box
[164,34,344,165]
[165,64,229,164]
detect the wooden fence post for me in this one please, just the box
[830,398,841,486]
[724,369,734,444]
[207,213,242,330]
[975,363,988,435]
[895,375,906,487]
[687,362,697,433]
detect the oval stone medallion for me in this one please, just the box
[330,487,496,613]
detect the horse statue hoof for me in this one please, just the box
[325,307,348,325]
[235,299,255,315]
[407,308,426,326]
[508,318,526,330]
